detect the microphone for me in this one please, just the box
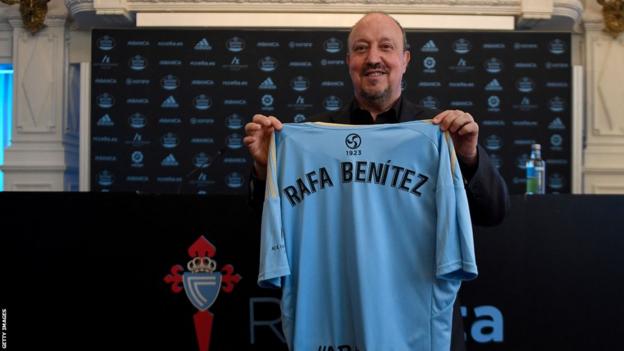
[177,148,227,194]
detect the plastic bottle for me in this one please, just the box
[526,143,546,195]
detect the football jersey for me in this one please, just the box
[258,120,477,351]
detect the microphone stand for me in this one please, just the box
[177,148,227,194]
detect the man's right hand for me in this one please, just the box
[244,114,283,180]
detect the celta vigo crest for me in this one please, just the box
[164,236,241,351]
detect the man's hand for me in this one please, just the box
[432,110,479,167]
[243,114,283,180]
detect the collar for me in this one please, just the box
[348,97,402,124]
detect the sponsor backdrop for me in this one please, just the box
[1,194,623,351]
[91,30,571,195]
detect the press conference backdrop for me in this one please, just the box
[91,30,571,194]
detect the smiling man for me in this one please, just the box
[245,12,510,351]
[347,12,410,117]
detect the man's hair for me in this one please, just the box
[348,12,409,52]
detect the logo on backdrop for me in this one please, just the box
[164,236,241,351]
[226,37,245,52]
[484,58,503,74]
[97,35,116,51]
[549,39,567,54]
[453,38,472,54]
[323,37,343,53]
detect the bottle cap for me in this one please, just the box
[531,143,541,150]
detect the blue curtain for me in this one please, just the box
[0,64,13,191]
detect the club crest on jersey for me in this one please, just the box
[164,236,241,351]
[345,133,361,149]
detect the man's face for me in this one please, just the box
[347,13,411,107]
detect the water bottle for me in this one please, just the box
[526,143,546,195]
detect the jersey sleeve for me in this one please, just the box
[434,131,478,281]
[258,131,291,288]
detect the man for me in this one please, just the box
[245,12,510,350]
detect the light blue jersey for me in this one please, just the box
[258,121,477,351]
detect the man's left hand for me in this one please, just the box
[432,110,479,167]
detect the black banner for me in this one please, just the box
[91,30,571,195]
[1,194,623,350]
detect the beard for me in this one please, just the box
[360,85,391,105]
[357,62,394,108]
